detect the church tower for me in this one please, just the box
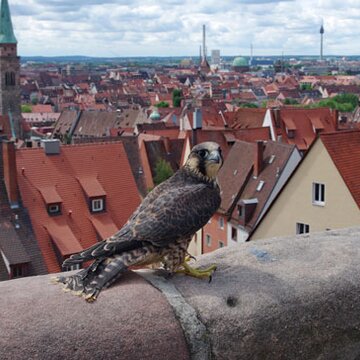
[0,0,22,139]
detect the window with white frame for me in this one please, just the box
[206,234,211,247]
[91,198,104,212]
[296,222,310,235]
[312,182,325,206]
[48,203,61,215]
[218,217,224,229]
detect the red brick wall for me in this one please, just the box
[2,141,18,205]
[202,212,227,254]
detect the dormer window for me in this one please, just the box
[77,177,107,214]
[47,203,61,216]
[287,129,295,139]
[237,198,258,226]
[91,197,105,213]
[38,186,63,216]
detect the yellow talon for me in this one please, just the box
[50,277,60,284]
[177,261,217,281]
[84,294,97,303]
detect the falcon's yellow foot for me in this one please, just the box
[50,276,60,284]
[84,294,97,303]
[177,261,217,282]
[84,288,100,303]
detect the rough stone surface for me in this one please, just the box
[0,272,189,360]
[139,269,211,360]
[2,227,360,360]
[172,227,360,360]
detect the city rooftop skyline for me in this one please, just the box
[9,0,360,58]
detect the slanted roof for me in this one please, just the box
[232,141,296,230]
[77,177,106,198]
[226,108,267,130]
[89,213,119,240]
[218,141,254,213]
[283,117,297,131]
[310,117,325,130]
[37,186,62,204]
[321,130,360,208]
[0,220,30,265]
[217,140,297,232]
[16,142,141,272]
[45,221,83,256]
[274,108,337,151]
[0,0,17,44]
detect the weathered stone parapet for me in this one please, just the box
[1,227,360,359]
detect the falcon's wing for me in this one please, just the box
[125,181,220,247]
[63,178,220,265]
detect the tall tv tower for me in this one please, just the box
[320,21,324,61]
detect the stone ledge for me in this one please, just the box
[1,227,360,360]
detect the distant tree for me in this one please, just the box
[300,83,312,91]
[153,158,174,186]
[21,104,32,113]
[311,93,358,112]
[155,101,169,108]
[241,103,259,108]
[284,98,299,105]
[261,100,268,108]
[31,97,38,105]
[172,89,182,107]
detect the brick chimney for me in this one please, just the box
[273,108,281,128]
[332,109,339,131]
[254,141,264,178]
[2,141,19,208]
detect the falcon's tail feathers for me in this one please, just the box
[62,239,145,268]
[58,256,129,302]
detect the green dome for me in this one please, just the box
[232,56,248,67]
[150,109,160,121]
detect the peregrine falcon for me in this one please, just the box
[54,141,223,302]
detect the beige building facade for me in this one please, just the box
[252,139,360,240]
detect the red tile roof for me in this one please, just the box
[273,108,337,151]
[16,142,141,273]
[44,220,83,256]
[77,177,106,197]
[89,213,119,239]
[37,186,62,204]
[225,108,267,129]
[31,104,53,113]
[321,130,360,208]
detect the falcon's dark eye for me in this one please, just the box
[198,149,208,158]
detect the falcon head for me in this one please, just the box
[186,141,223,180]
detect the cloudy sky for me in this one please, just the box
[8,0,360,57]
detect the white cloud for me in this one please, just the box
[8,0,360,56]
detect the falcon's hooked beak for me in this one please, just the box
[207,149,222,164]
[205,148,223,180]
